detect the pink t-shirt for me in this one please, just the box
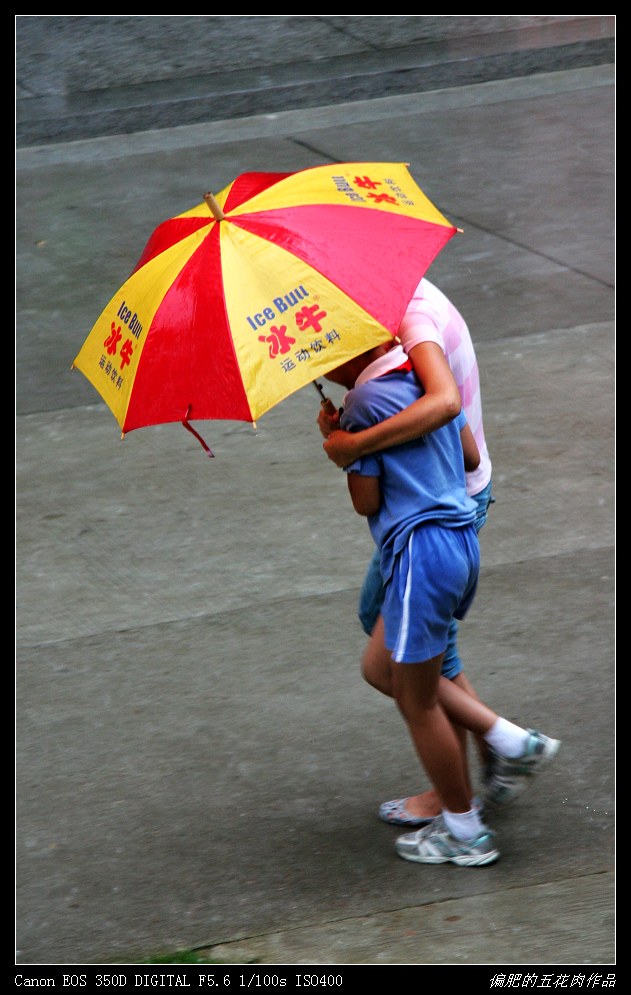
[397,278,492,496]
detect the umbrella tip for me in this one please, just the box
[203,192,225,221]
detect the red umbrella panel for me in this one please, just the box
[72,162,458,442]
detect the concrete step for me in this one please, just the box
[16,16,615,147]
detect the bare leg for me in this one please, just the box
[390,654,471,814]
[438,677,498,736]
[453,671,491,768]
[362,615,489,817]
[360,614,393,695]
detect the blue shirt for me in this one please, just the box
[341,368,477,584]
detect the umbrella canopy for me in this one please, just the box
[72,162,458,442]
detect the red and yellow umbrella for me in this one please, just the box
[72,162,457,450]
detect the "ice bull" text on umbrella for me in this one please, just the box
[246,285,309,331]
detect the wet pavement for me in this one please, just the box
[15,16,615,973]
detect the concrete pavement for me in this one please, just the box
[16,17,615,969]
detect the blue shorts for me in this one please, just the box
[359,480,494,677]
[382,523,480,664]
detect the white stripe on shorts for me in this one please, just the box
[394,533,415,660]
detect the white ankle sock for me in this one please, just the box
[485,717,529,758]
[443,808,485,841]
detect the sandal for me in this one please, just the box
[378,798,437,828]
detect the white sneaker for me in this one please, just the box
[483,729,561,806]
[395,816,499,867]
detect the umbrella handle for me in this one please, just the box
[313,380,337,416]
[321,398,337,416]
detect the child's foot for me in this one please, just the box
[379,790,482,827]
[379,791,441,827]
[482,729,561,806]
[395,816,499,867]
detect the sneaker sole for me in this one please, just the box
[397,847,500,867]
